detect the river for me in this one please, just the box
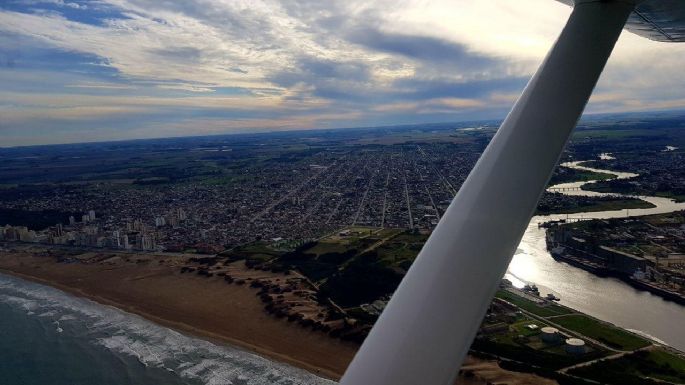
[505,156,685,351]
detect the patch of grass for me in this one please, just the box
[392,232,428,244]
[346,226,378,234]
[511,319,546,337]
[246,253,274,262]
[537,198,655,215]
[572,129,655,139]
[319,252,403,307]
[646,349,685,382]
[375,242,419,264]
[582,180,685,203]
[549,166,615,185]
[569,349,685,384]
[471,338,604,370]
[553,314,649,351]
[305,241,349,256]
[375,228,405,238]
[219,242,284,262]
[654,192,685,203]
[237,243,280,256]
[495,290,573,317]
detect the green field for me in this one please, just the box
[569,348,685,385]
[646,349,685,382]
[235,243,280,256]
[305,241,351,255]
[553,314,649,351]
[374,238,422,266]
[572,128,656,139]
[495,290,572,317]
[471,337,605,371]
[510,319,548,338]
[536,198,655,215]
[548,166,615,185]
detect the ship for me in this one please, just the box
[546,293,560,301]
[523,284,540,295]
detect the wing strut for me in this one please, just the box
[340,2,634,384]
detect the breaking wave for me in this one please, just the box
[0,272,335,385]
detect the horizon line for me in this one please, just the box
[3,108,684,150]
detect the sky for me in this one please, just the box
[1,0,684,147]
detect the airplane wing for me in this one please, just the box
[558,0,685,42]
[340,1,685,385]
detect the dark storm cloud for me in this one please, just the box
[266,3,519,104]
[269,56,372,100]
[346,27,497,68]
[270,52,526,103]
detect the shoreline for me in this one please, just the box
[0,252,359,380]
[0,250,563,385]
[0,268,344,381]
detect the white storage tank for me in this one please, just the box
[565,338,586,354]
[541,326,561,343]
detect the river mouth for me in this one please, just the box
[505,157,685,352]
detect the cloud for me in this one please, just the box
[0,0,684,146]
[347,26,495,68]
[391,76,528,100]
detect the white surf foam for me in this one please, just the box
[0,272,336,385]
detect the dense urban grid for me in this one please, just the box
[1,115,683,254]
[0,143,481,251]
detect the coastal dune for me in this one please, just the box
[0,252,357,379]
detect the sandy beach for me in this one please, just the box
[0,250,357,379]
[0,248,557,384]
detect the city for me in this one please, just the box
[0,118,669,253]
[0,127,486,250]
[1,114,685,384]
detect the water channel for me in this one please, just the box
[505,156,685,351]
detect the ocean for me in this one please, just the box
[0,272,335,385]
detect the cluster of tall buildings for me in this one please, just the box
[155,208,187,228]
[1,208,189,252]
[0,225,38,242]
